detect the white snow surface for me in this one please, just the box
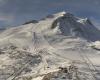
[92,41,100,49]
[0,11,100,80]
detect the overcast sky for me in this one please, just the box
[0,0,100,29]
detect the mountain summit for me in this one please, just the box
[45,11,100,41]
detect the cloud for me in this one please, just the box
[0,13,15,27]
[0,13,14,21]
[0,0,8,4]
[0,0,4,2]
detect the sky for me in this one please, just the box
[0,0,100,29]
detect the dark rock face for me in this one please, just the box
[50,13,100,41]
[23,20,38,25]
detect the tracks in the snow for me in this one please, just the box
[6,32,100,80]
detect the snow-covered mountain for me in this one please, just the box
[0,12,100,47]
[0,11,100,80]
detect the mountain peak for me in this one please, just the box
[54,11,66,16]
[53,11,74,18]
[48,12,100,41]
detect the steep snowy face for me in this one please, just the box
[49,12,100,41]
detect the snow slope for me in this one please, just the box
[0,11,100,80]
